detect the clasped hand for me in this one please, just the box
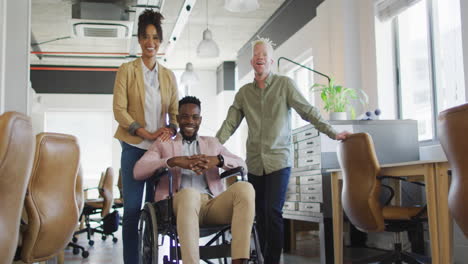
[169,155,219,175]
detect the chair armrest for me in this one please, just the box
[380,184,395,206]
[149,168,168,183]
[84,187,99,192]
[220,167,245,181]
[377,175,425,187]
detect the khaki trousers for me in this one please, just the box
[173,181,255,264]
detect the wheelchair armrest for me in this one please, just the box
[220,167,245,180]
[149,168,168,183]
[84,187,99,192]
[381,184,395,206]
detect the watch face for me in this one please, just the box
[217,154,224,167]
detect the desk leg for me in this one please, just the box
[331,172,343,264]
[435,163,452,264]
[425,164,440,264]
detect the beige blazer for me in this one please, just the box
[113,58,179,144]
[133,134,247,202]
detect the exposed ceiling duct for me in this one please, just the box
[70,0,137,38]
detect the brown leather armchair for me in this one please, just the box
[0,112,35,264]
[438,102,468,237]
[337,133,429,263]
[17,132,81,263]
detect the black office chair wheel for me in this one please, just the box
[72,247,80,255]
[88,240,94,246]
[102,235,107,241]
[82,250,89,258]
[138,203,159,264]
[72,236,78,243]
[113,237,118,243]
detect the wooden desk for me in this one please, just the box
[330,160,452,264]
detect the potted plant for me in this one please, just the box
[310,78,368,120]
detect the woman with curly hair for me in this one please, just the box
[113,9,178,263]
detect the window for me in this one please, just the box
[433,0,465,112]
[386,0,465,141]
[397,0,434,140]
[287,58,315,129]
[44,111,113,190]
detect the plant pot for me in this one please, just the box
[330,112,347,120]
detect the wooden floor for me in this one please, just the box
[63,230,321,263]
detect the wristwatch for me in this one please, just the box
[216,154,224,168]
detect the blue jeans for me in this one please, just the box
[120,141,154,264]
[248,167,291,264]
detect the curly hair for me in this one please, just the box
[138,9,164,41]
[179,96,201,110]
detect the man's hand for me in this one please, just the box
[187,155,219,175]
[168,155,220,175]
[167,156,205,171]
[335,131,352,141]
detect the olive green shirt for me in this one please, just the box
[216,73,337,176]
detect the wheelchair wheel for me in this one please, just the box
[138,202,159,264]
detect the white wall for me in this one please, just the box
[0,0,5,113]
[461,0,468,101]
[2,0,31,114]
[31,93,121,181]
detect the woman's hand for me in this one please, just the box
[135,127,174,141]
[150,127,174,142]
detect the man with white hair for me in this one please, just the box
[216,37,350,264]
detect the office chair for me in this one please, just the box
[17,132,81,263]
[0,112,35,264]
[74,166,118,246]
[438,102,468,237]
[337,133,430,264]
[68,166,89,258]
[113,168,124,209]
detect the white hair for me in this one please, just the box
[251,36,275,58]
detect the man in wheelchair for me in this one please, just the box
[134,96,255,264]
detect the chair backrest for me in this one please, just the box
[337,133,385,232]
[20,132,81,262]
[117,168,123,199]
[99,167,114,217]
[438,103,468,237]
[0,112,35,264]
[76,166,84,214]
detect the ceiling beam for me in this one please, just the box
[162,0,197,60]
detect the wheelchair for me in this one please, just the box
[138,167,263,264]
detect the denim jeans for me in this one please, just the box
[120,141,154,264]
[248,167,291,264]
